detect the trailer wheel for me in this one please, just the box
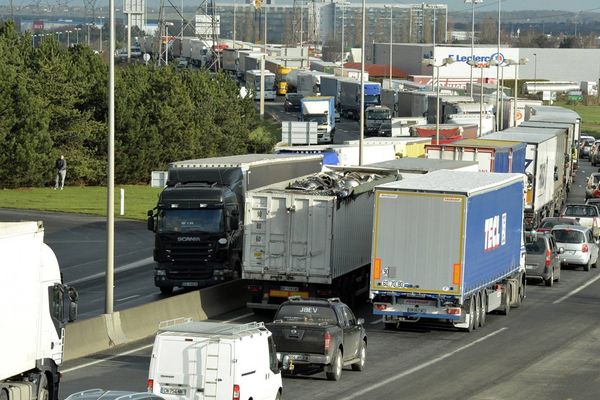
[461,298,475,332]
[0,389,8,400]
[513,279,524,307]
[473,294,480,330]
[501,285,510,316]
[479,291,487,328]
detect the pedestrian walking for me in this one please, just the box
[54,154,67,190]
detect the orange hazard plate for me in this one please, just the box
[269,289,309,298]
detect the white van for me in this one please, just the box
[148,319,283,400]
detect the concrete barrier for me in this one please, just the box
[64,280,247,361]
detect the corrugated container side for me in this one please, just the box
[330,189,377,280]
[463,182,524,295]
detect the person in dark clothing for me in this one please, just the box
[54,154,67,190]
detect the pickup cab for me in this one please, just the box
[561,204,600,238]
[266,297,367,381]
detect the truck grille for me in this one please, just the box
[167,242,215,263]
[166,267,213,280]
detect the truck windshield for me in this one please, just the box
[367,109,390,119]
[158,209,223,234]
[275,304,337,324]
[308,116,327,124]
[365,95,380,104]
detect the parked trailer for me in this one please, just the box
[479,128,566,228]
[274,142,398,166]
[319,75,340,101]
[411,124,478,144]
[345,137,431,158]
[370,171,526,331]
[425,138,526,174]
[396,91,435,118]
[338,79,381,119]
[297,70,333,97]
[365,158,479,178]
[243,167,401,310]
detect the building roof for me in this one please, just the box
[343,62,408,79]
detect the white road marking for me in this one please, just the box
[553,273,600,304]
[370,318,383,325]
[61,312,257,374]
[61,343,154,374]
[67,257,154,285]
[339,327,508,400]
[117,295,140,302]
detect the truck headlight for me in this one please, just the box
[155,270,166,276]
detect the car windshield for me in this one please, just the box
[525,237,546,255]
[563,205,598,217]
[541,219,576,229]
[157,209,223,234]
[553,229,585,244]
[287,94,302,102]
[275,304,338,324]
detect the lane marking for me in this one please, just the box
[67,257,154,285]
[117,295,140,302]
[553,273,600,304]
[339,327,508,400]
[62,313,257,374]
[370,318,383,325]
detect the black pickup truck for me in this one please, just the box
[266,297,367,381]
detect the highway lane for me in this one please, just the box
[58,159,600,399]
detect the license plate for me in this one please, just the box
[280,286,299,292]
[406,307,423,313]
[526,264,537,269]
[160,387,186,396]
[181,282,198,287]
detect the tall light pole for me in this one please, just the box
[359,0,365,165]
[533,53,537,83]
[341,1,348,74]
[465,0,482,98]
[495,0,501,131]
[505,58,528,127]
[384,5,394,85]
[75,27,80,44]
[106,0,116,315]
[467,60,491,136]
[264,5,267,52]
[424,57,455,145]
[66,30,71,48]
[165,22,174,65]
[233,0,236,48]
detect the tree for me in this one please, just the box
[322,39,341,62]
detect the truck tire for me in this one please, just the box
[545,270,554,287]
[473,294,480,330]
[479,291,487,328]
[351,340,367,371]
[326,349,343,381]
[501,285,510,316]
[461,298,475,332]
[1,389,8,400]
[159,286,174,295]
[513,279,524,308]
[275,390,282,400]
[38,373,49,400]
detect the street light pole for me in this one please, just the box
[388,5,393,84]
[233,0,236,48]
[495,0,501,131]
[424,57,455,145]
[67,30,71,48]
[341,1,345,74]
[359,0,365,165]
[467,60,491,136]
[505,58,528,127]
[533,53,537,83]
[465,0,482,99]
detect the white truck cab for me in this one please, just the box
[148,319,282,400]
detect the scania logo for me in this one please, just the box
[177,237,202,242]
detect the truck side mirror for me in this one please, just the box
[68,301,78,323]
[229,217,239,231]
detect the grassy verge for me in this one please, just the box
[554,101,600,137]
[0,185,162,220]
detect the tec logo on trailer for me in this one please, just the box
[484,213,507,251]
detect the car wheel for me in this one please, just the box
[594,256,599,268]
[351,340,367,371]
[555,265,561,282]
[545,269,554,287]
[584,260,591,271]
[326,349,343,381]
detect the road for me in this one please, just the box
[55,158,600,399]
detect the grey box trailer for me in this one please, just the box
[243,166,401,310]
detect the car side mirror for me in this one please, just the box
[558,247,565,254]
[357,318,365,326]
[147,215,155,232]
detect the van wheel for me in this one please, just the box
[545,270,554,287]
[326,350,343,381]
[351,340,366,371]
[159,286,174,295]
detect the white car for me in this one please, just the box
[148,319,283,400]
[552,225,599,271]
[561,204,600,238]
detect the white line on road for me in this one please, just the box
[370,318,383,325]
[67,257,154,285]
[62,312,257,374]
[339,327,508,400]
[553,273,600,304]
[117,295,140,302]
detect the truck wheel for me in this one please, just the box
[479,291,486,328]
[1,389,9,400]
[473,294,480,330]
[461,298,475,333]
[159,286,174,295]
[351,340,367,371]
[275,390,282,400]
[545,270,554,287]
[513,279,524,307]
[38,373,49,400]
[501,285,510,316]
[326,350,343,381]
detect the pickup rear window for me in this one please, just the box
[563,206,598,217]
[275,305,337,324]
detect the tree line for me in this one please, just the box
[0,21,275,188]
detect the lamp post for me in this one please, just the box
[66,30,71,48]
[423,57,455,145]
[465,0,483,98]
[359,0,365,165]
[533,52,537,83]
[106,0,116,315]
[56,31,62,45]
[165,22,174,65]
[467,60,491,135]
[384,5,398,86]
[340,1,348,74]
[233,0,236,48]
[505,58,528,127]
[495,0,502,132]
[75,27,80,44]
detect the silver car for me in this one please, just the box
[525,232,562,287]
[552,225,599,271]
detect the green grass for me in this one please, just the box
[0,185,162,220]
[554,101,600,137]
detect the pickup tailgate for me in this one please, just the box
[267,322,335,355]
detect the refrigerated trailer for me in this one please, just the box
[243,167,401,310]
[370,171,526,331]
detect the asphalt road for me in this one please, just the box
[55,159,600,399]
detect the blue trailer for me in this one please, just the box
[425,138,527,174]
[338,78,381,120]
[370,170,526,332]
